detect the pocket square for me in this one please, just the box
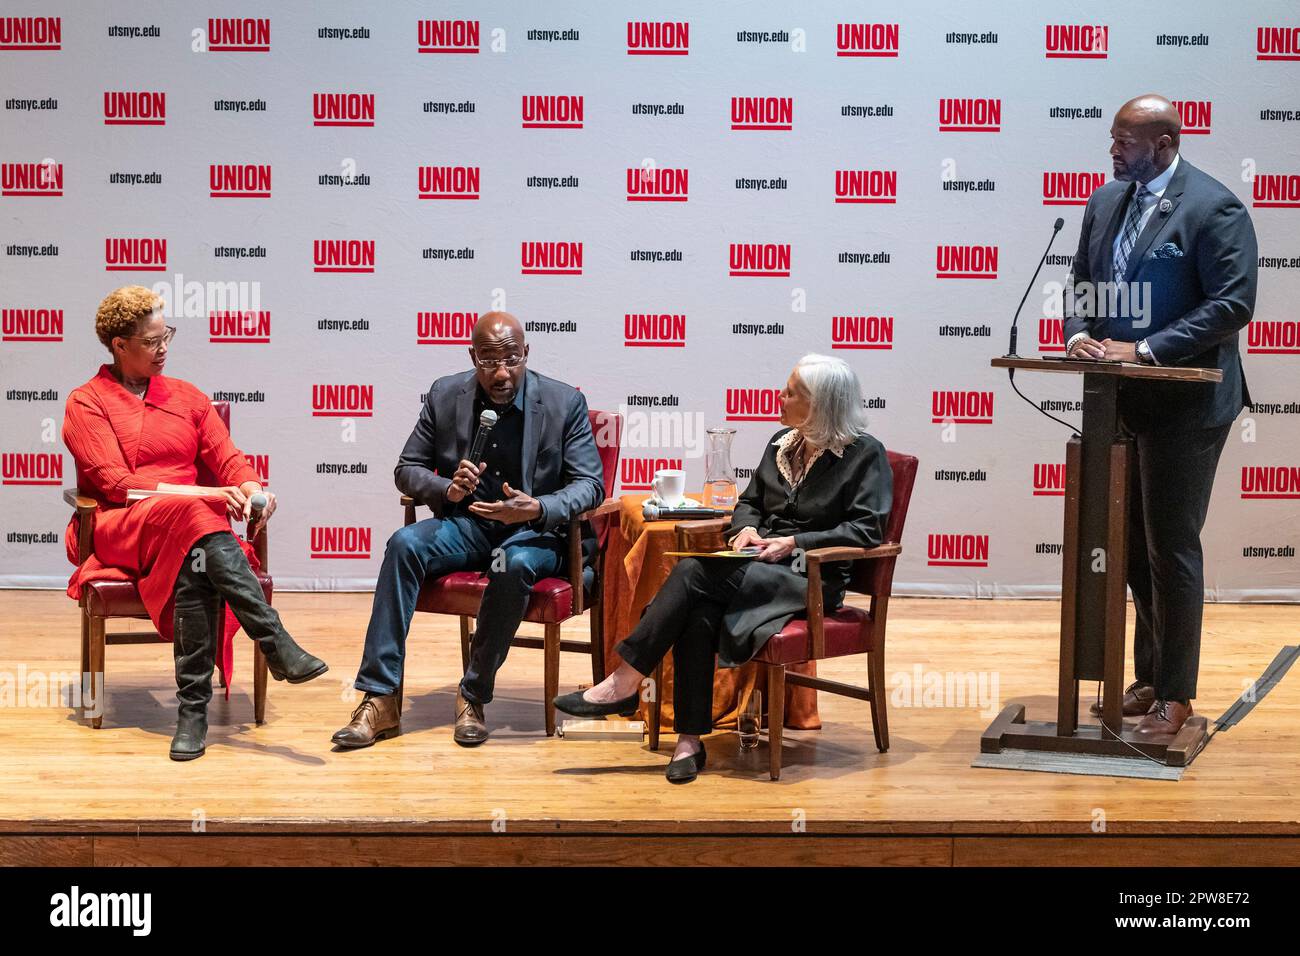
[1153,242,1183,259]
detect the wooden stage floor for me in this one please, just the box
[1,591,1297,866]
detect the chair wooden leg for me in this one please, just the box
[544,622,560,737]
[766,663,786,780]
[396,677,404,715]
[868,646,889,753]
[253,641,268,725]
[648,660,663,752]
[78,608,89,718]
[459,616,472,673]
[589,591,606,686]
[87,613,106,729]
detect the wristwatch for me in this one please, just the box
[1136,339,1154,364]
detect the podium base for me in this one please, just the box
[981,704,1209,769]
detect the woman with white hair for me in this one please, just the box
[554,354,892,782]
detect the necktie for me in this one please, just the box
[1113,184,1149,278]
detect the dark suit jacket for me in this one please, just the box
[1064,157,1258,432]
[394,368,605,561]
[712,428,892,667]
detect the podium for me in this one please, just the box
[981,356,1222,767]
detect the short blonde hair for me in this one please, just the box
[95,285,161,350]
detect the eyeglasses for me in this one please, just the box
[125,326,176,351]
[472,353,524,371]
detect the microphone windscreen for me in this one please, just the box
[249,492,268,511]
[1054,217,1065,230]
[478,408,499,429]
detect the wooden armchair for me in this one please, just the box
[398,409,622,735]
[651,450,919,779]
[63,402,271,728]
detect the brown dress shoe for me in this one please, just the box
[1134,699,1193,737]
[1088,681,1154,718]
[331,692,401,748]
[454,691,489,746]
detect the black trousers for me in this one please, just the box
[1125,422,1231,701]
[614,556,749,736]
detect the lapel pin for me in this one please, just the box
[1158,198,1173,214]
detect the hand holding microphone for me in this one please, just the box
[446,409,497,503]
[245,490,275,537]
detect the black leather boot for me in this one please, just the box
[196,532,329,684]
[170,592,217,761]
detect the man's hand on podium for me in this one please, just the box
[1068,336,1137,362]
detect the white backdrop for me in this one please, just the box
[2,1,1298,598]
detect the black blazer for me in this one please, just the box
[394,368,605,557]
[713,427,893,666]
[1065,158,1258,432]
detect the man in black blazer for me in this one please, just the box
[332,312,604,748]
[1064,94,1257,736]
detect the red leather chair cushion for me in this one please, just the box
[84,573,273,618]
[755,605,875,665]
[416,571,579,624]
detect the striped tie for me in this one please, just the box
[1113,184,1149,278]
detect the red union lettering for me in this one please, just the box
[0,16,61,49]
[624,313,686,344]
[725,388,783,420]
[1173,100,1211,132]
[926,533,989,565]
[1247,320,1300,353]
[626,168,688,200]
[1045,24,1108,56]
[521,241,583,273]
[1,453,63,483]
[831,315,893,349]
[209,310,270,341]
[1,162,62,194]
[313,240,375,271]
[938,98,1000,130]
[418,166,480,198]
[312,93,375,125]
[834,169,897,202]
[1033,463,1066,493]
[836,23,899,54]
[932,390,994,422]
[2,308,63,340]
[311,527,372,556]
[105,238,166,270]
[103,91,166,124]
[417,311,477,343]
[1042,171,1105,204]
[729,243,791,275]
[936,245,998,277]
[621,458,685,487]
[245,454,270,482]
[1241,466,1300,498]
[1252,174,1300,207]
[208,17,269,49]
[1038,318,1066,350]
[209,164,271,196]
[1257,26,1300,59]
[418,19,479,51]
[627,21,689,53]
[312,384,374,415]
[521,95,584,127]
[731,96,793,128]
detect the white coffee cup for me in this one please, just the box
[651,469,686,508]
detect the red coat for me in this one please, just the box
[63,365,262,689]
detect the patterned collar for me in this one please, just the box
[771,428,844,488]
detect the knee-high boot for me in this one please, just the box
[171,588,218,761]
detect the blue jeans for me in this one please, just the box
[354,514,565,704]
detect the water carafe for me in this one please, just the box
[702,427,738,510]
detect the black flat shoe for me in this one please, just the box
[552,688,639,718]
[665,741,707,783]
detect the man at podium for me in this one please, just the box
[1063,94,1258,736]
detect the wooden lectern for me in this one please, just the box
[981,356,1222,767]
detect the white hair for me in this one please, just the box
[793,353,869,450]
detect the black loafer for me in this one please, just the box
[665,742,707,783]
[552,688,639,718]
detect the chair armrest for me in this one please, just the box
[576,498,621,522]
[399,494,414,507]
[63,488,97,514]
[673,517,730,552]
[803,543,902,564]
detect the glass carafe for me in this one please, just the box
[702,427,738,510]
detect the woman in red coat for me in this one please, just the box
[63,286,327,760]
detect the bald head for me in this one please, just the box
[468,311,528,406]
[1110,95,1180,183]
[472,311,524,350]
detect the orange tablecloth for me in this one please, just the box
[600,494,820,731]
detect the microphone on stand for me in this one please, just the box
[1005,217,1064,358]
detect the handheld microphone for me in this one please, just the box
[247,492,268,530]
[467,408,498,464]
[1006,216,1065,358]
